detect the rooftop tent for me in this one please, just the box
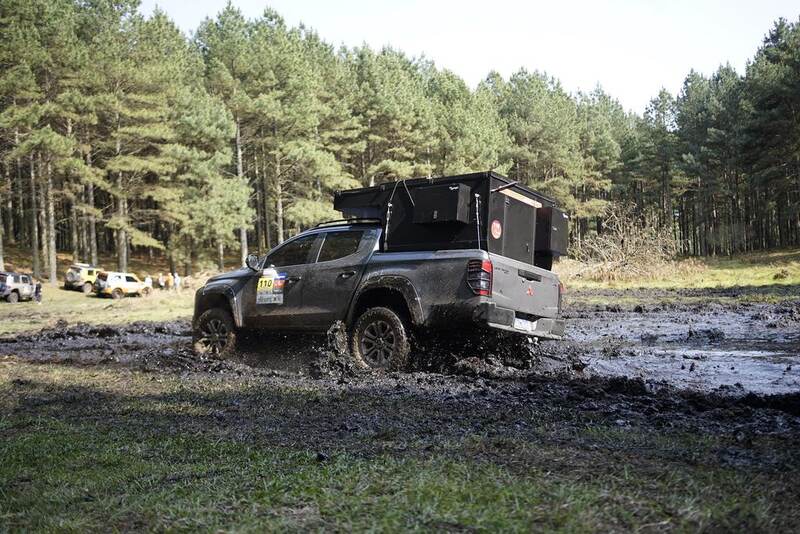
[333,171,568,268]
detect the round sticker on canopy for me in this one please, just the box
[491,219,502,239]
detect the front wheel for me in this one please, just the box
[7,291,19,304]
[193,308,237,358]
[111,288,123,299]
[82,282,92,294]
[350,307,410,371]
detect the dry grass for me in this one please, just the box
[558,248,800,289]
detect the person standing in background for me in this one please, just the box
[34,279,42,305]
[165,272,173,291]
[173,272,181,291]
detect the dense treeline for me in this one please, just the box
[0,1,798,281]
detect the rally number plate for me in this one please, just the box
[256,275,284,305]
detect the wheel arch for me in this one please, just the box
[195,286,242,328]
[347,276,423,327]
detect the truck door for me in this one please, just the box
[251,233,320,329]
[300,228,376,328]
[20,275,32,298]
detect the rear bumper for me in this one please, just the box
[472,302,565,339]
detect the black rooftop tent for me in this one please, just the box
[333,171,568,269]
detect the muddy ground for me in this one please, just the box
[2,287,799,436]
[3,286,800,530]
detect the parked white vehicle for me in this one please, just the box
[93,271,150,299]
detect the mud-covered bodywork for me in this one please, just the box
[194,223,565,338]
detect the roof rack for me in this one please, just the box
[314,218,382,228]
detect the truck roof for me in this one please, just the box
[334,171,556,207]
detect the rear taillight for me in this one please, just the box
[467,259,493,296]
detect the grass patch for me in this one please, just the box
[0,286,193,335]
[558,247,800,290]
[1,363,798,532]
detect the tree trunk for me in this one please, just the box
[45,160,57,285]
[275,151,284,243]
[29,155,40,278]
[261,144,271,250]
[86,150,98,266]
[235,118,248,266]
[71,202,79,262]
[217,241,224,271]
[0,167,4,271]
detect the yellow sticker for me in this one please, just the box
[257,277,274,290]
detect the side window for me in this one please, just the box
[22,276,30,284]
[125,276,136,283]
[267,234,317,267]
[317,231,364,263]
[88,270,94,276]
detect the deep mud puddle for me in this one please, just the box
[564,296,800,394]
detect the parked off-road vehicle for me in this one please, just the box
[64,263,102,293]
[93,271,150,299]
[193,171,568,370]
[0,271,35,303]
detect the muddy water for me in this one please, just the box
[1,289,798,396]
[564,300,800,394]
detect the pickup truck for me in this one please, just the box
[192,220,565,370]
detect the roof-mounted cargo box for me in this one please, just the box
[333,171,568,267]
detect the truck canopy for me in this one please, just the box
[334,171,568,269]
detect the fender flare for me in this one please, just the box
[348,275,424,326]
[197,284,244,328]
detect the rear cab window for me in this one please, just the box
[125,276,137,283]
[317,231,364,262]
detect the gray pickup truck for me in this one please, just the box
[193,172,567,370]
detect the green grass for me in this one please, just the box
[0,286,194,335]
[1,364,797,532]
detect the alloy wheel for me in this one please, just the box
[359,320,397,368]
[198,317,230,355]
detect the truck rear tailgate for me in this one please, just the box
[489,253,560,319]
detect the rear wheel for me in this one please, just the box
[82,282,92,294]
[351,306,410,371]
[7,291,19,304]
[111,288,123,299]
[193,308,237,358]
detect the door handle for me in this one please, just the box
[287,275,302,283]
[339,270,357,279]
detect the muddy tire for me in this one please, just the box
[351,306,410,371]
[141,287,151,297]
[7,291,19,304]
[111,288,123,300]
[193,308,237,358]
[82,282,92,294]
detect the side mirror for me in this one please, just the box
[245,253,260,271]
